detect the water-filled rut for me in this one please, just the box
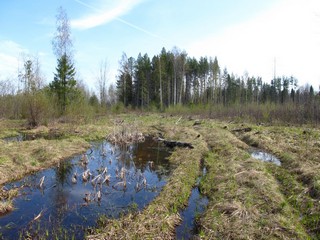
[176,165,208,239]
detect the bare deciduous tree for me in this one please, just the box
[107,83,117,105]
[96,59,109,107]
[19,54,44,93]
[52,6,73,60]
[18,55,46,126]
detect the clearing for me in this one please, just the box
[0,114,319,239]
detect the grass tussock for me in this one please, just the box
[197,124,308,239]
[0,200,13,214]
[0,187,19,214]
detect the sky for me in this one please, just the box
[1,0,320,93]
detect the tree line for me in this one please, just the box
[117,47,318,107]
[116,47,320,124]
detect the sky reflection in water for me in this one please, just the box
[0,137,171,239]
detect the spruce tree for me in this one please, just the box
[50,7,76,115]
[50,54,76,114]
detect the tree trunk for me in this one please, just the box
[159,58,163,110]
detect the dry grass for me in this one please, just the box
[0,186,19,214]
[0,115,147,188]
[21,117,115,141]
[0,200,13,214]
[230,123,320,237]
[0,119,24,139]
[87,116,315,239]
[0,138,90,185]
[197,123,309,239]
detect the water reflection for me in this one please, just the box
[0,137,172,239]
[176,187,208,239]
[2,134,24,143]
[55,161,73,185]
[2,131,65,143]
[250,149,281,166]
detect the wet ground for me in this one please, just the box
[2,134,24,142]
[2,131,64,142]
[0,137,172,239]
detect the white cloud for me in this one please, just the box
[187,0,320,87]
[0,40,29,79]
[71,0,145,30]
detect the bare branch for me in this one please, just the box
[52,6,73,60]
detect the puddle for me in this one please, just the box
[250,149,281,166]
[2,134,24,143]
[0,137,172,239]
[3,132,65,143]
[176,166,209,239]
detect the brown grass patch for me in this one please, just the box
[0,138,90,185]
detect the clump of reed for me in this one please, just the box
[0,187,19,214]
[0,200,13,214]
[106,120,145,145]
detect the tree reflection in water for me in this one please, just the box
[55,160,74,185]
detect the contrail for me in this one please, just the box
[115,17,164,40]
[73,0,166,41]
[74,0,98,11]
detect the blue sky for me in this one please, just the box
[1,0,319,92]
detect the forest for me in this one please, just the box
[116,48,319,123]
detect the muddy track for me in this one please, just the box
[195,124,308,239]
[86,116,319,239]
[229,124,320,239]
